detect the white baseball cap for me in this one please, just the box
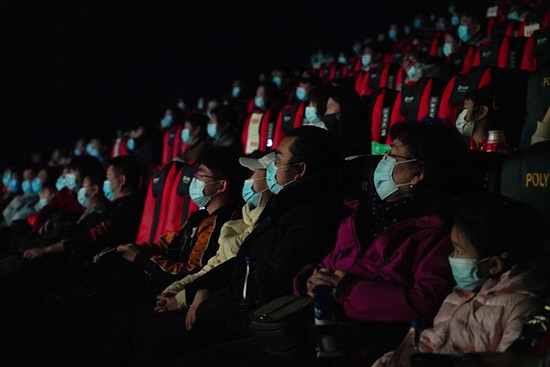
[239,152,276,171]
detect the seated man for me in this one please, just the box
[30,155,102,234]
[155,151,274,311]
[115,147,245,292]
[102,126,346,367]
[22,162,109,263]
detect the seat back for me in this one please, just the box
[161,125,184,165]
[272,102,306,149]
[368,88,398,154]
[500,141,550,232]
[135,162,175,244]
[390,78,445,125]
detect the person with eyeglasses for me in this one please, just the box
[102,126,346,367]
[114,147,244,296]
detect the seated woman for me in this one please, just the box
[373,196,548,367]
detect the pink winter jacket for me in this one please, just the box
[293,213,454,323]
[373,270,543,367]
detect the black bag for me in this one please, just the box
[248,295,313,354]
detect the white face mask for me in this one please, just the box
[455,109,474,137]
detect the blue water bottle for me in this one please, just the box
[313,285,341,357]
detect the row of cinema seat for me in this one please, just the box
[126,28,550,165]
[135,160,198,245]
[369,66,528,154]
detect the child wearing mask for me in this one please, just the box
[373,196,548,367]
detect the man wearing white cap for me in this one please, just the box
[155,151,274,321]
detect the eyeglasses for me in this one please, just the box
[383,151,412,161]
[194,173,223,181]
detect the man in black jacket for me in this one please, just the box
[103,126,346,367]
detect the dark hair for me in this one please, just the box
[325,85,363,125]
[308,86,331,117]
[465,86,497,116]
[389,121,469,200]
[211,105,236,130]
[185,112,209,140]
[454,196,546,274]
[284,126,341,176]
[84,160,106,187]
[67,156,104,183]
[256,81,281,106]
[109,155,142,191]
[197,146,247,198]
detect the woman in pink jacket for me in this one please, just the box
[373,197,548,367]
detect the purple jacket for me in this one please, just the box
[294,213,454,323]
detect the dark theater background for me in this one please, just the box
[3,0,441,168]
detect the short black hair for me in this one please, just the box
[389,121,469,200]
[211,105,236,128]
[109,155,142,191]
[284,126,341,176]
[67,156,104,182]
[185,112,209,140]
[85,160,106,187]
[455,195,546,273]
[197,146,247,198]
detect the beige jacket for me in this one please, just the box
[163,203,265,308]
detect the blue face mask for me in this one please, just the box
[305,106,322,125]
[189,177,218,208]
[388,29,398,41]
[232,86,241,98]
[451,16,460,26]
[56,175,66,191]
[448,256,491,291]
[77,187,91,208]
[352,43,361,55]
[508,12,519,21]
[295,87,307,102]
[254,96,265,110]
[87,143,100,158]
[103,180,114,201]
[337,56,346,64]
[407,63,422,79]
[272,76,282,88]
[458,25,470,42]
[177,100,186,110]
[443,42,454,57]
[373,155,417,200]
[64,173,79,191]
[8,179,19,193]
[73,149,82,157]
[21,180,33,195]
[242,178,267,209]
[448,6,455,14]
[404,26,412,35]
[181,128,193,144]
[2,172,11,186]
[126,138,135,151]
[361,54,372,67]
[161,115,174,128]
[207,124,220,140]
[266,162,299,195]
[31,177,42,194]
[413,19,422,30]
[37,197,48,210]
